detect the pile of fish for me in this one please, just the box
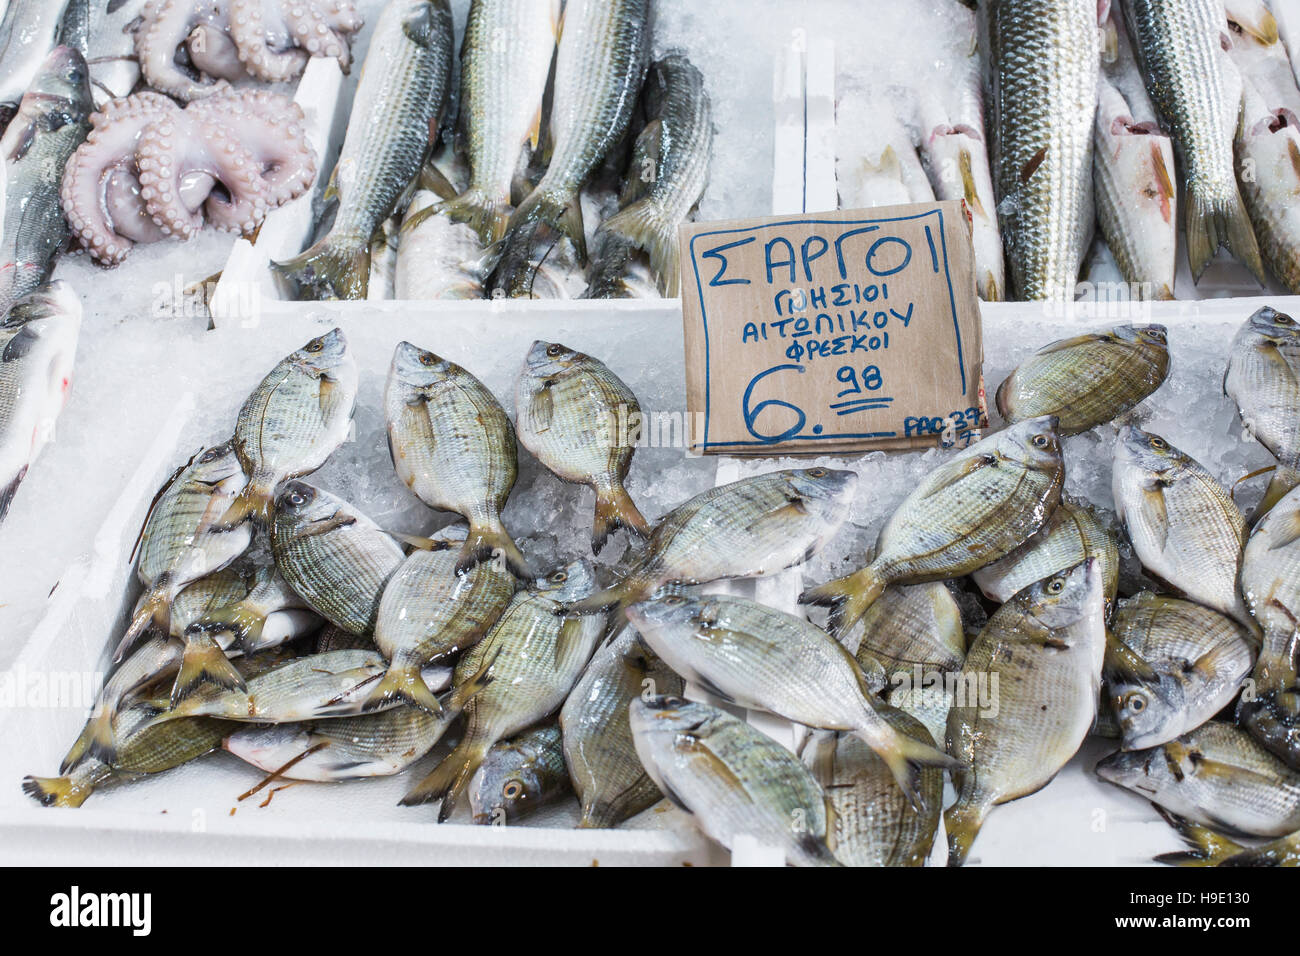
[275,0,713,301]
[843,0,1300,301]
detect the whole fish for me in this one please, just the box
[985,0,1098,299]
[1093,6,1178,299]
[946,559,1107,865]
[442,0,559,245]
[0,282,79,524]
[559,629,683,828]
[1123,0,1265,281]
[803,713,943,867]
[273,0,454,300]
[1108,592,1256,749]
[401,560,604,821]
[852,580,966,676]
[487,0,650,297]
[116,441,252,664]
[271,482,405,635]
[801,417,1063,637]
[1112,425,1252,628]
[630,695,840,867]
[565,467,856,635]
[1237,481,1300,769]
[587,53,712,297]
[86,0,147,106]
[221,328,358,528]
[515,340,651,553]
[0,46,92,315]
[394,192,487,299]
[469,723,572,826]
[1235,78,1300,293]
[0,2,73,121]
[995,325,1171,435]
[1155,811,1300,866]
[366,525,515,714]
[1099,721,1300,838]
[385,341,530,577]
[1224,306,1300,516]
[628,593,956,805]
[973,498,1121,611]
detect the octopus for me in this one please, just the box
[133,0,364,102]
[61,88,318,266]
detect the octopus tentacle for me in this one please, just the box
[190,90,316,210]
[228,0,309,83]
[134,0,223,103]
[187,7,246,82]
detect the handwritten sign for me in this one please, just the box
[679,201,985,456]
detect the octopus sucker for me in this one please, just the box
[61,89,317,265]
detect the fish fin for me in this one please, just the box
[1103,628,1159,683]
[957,148,987,219]
[1226,4,1279,44]
[531,380,555,432]
[446,646,499,713]
[1184,185,1264,283]
[442,187,513,246]
[359,662,445,716]
[213,480,274,531]
[597,200,679,297]
[171,632,246,706]
[1153,806,1244,866]
[1259,470,1300,533]
[591,484,651,555]
[458,520,532,578]
[112,591,169,663]
[419,162,459,201]
[674,732,749,797]
[527,103,544,151]
[944,793,989,866]
[0,465,27,522]
[61,704,118,774]
[507,188,586,261]
[399,738,490,821]
[577,803,619,828]
[798,565,886,638]
[22,775,94,809]
[864,725,960,811]
[1141,483,1170,555]
[294,511,358,540]
[192,603,265,654]
[271,237,370,300]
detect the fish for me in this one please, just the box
[628,593,957,805]
[1224,306,1300,516]
[515,340,651,553]
[1236,481,1300,770]
[0,46,92,315]
[559,628,683,828]
[115,441,252,664]
[972,498,1121,611]
[365,526,515,714]
[994,325,1171,435]
[800,417,1063,637]
[837,119,936,209]
[1154,809,1300,866]
[0,2,73,123]
[401,560,604,821]
[86,0,147,106]
[1234,72,1300,293]
[271,482,406,636]
[945,559,1107,865]
[221,327,358,528]
[1111,425,1253,628]
[442,0,559,245]
[273,0,454,300]
[394,191,488,300]
[1107,592,1256,750]
[984,0,1098,299]
[629,695,840,867]
[384,341,531,577]
[1097,721,1300,838]
[469,723,572,826]
[586,52,712,297]
[565,467,857,636]
[1093,5,1178,299]
[803,712,944,867]
[0,282,80,524]
[850,581,966,681]
[487,0,650,297]
[315,624,375,653]
[182,562,321,655]
[1123,0,1265,281]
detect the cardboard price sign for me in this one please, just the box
[679,201,985,456]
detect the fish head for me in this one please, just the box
[998,415,1062,472]
[21,46,93,120]
[1114,323,1169,351]
[187,440,244,484]
[784,467,859,526]
[523,340,588,379]
[1114,425,1188,477]
[1246,305,1300,343]
[1020,558,1104,632]
[0,283,82,359]
[468,746,545,826]
[629,694,719,740]
[626,592,709,645]
[390,340,463,391]
[293,327,351,373]
[1094,744,1176,799]
[533,559,597,602]
[273,480,331,524]
[1110,673,1185,750]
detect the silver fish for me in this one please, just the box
[1234,70,1300,293]
[0,1,72,119]
[469,723,571,826]
[394,191,487,300]
[86,0,147,106]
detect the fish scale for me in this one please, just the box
[1225,307,1300,514]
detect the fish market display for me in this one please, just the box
[0,283,79,524]
[469,724,572,826]
[0,2,73,122]
[274,0,453,300]
[995,325,1171,436]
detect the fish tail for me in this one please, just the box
[442,187,512,246]
[598,200,679,296]
[560,579,636,642]
[1184,184,1264,283]
[112,591,170,663]
[446,647,499,713]
[798,565,886,638]
[591,483,652,555]
[359,662,445,716]
[214,480,275,531]
[1153,809,1244,867]
[195,601,266,653]
[1253,466,1300,524]
[577,803,620,829]
[61,707,118,773]
[171,631,246,706]
[944,794,989,867]
[271,234,370,300]
[0,465,28,523]
[864,724,959,810]
[22,775,94,808]
[399,738,490,822]
[509,187,586,261]
[459,519,533,579]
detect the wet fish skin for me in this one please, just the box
[560,629,682,828]
[271,482,405,636]
[1235,79,1300,293]
[946,559,1107,866]
[0,282,80,525]
[0,2,73,118]
[630,695,841,867]
[516,340,651,553]
[996,324,1170,435]
[469,723,571,825]
[1111,425,1253,628]
[394,190,487,300]
[800,416,1063,637]
[852,580,966,677]
[86,0,147,106]
[1097,721,1300,838]
[1155,811,1300,866]
[1108,592,1256,750]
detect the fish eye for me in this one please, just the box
[546,344,565,357]
[1150,436,1168,450]
[1031,435,1049,448]
[807,467,827,478]
[550,570,568,583]
[288,491,306,507]
[304,339,324,353]
[1046,577,1066,594]
[662,595,685,606]
[419,351,437,366]
[199,449,220,462]
[1277,314,1294,325]
[503,780,524,800]
[1125,693,1146,713]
